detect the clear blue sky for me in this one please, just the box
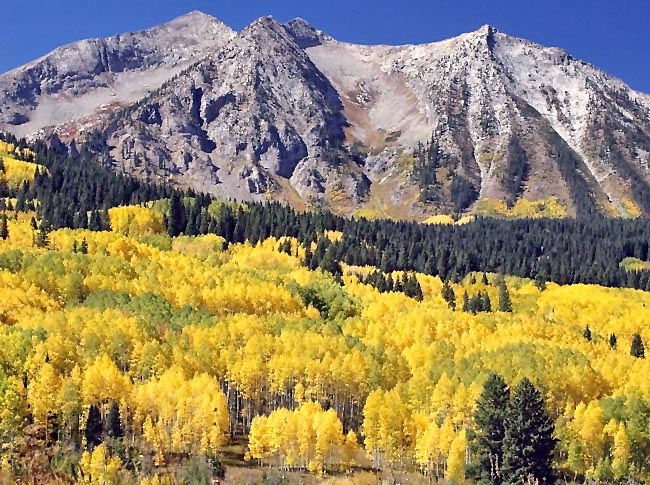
[1,0,648,93]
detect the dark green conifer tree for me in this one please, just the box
[84,404,103,451]
[35,222,49,248]
[502,378,556,484]
[105,401,124,440]
[0,213,8,240]
[631,333,645,359]
[498,280,513,312]
[462,291,470,313]
[609,333,617,349]
[167,193,185,237]
[441,280,456,310]
[469,373,510,484]
[79,238,89,255]
[583,325,592,342]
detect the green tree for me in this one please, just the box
[502,378,556,484]
[469,373,510,484]
[79,238,89,255]
[583,325,592,342]
[441,280,456,310]
[609,333,617,349]
[498,280,512,312]
[0,213,8,240]
[631,333,645,359]
[167,193,185,237]
[34,222,49,248]
[462,291,470,313]
[105,401,123,440]
[84,404,103,451]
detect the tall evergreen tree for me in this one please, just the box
[502,378,556,484]
[583,325,592,342]
[441,280,456,310]
[498,280,513,312]
[167,193,185,237]
[79,237,89,255]
[84,404,103,451]
[470,373,510,484]
[631,333,645,359]
[34,222,49,248]
[609,333,617,349]
[0,213,8,240]
[105,401,124,440]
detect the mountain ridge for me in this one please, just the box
[2,12,649,219]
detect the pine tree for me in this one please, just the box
[441,280,456,310]
[502,378,556,484]
[167,193,185,237]
[481,290,492,312]
[84,404,103,451]
[79,238,89,255]
[469,373,510,484]
[609,333,617,349]
[498,280,513,312]
[105,401,124,440]
[631,333,645,359]
[462,291,470,313]
[0,213,8,240]
[35,222,49,248]
[583,325,592,342]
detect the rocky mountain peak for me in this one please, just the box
[283,18,329,48]
[2,13,650,219]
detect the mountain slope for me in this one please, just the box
[0,11,235,138]
[100,17,370,205]
[302,24,650,217]
[2,12,650,219]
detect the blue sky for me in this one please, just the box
[1,0,648,92]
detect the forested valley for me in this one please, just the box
[2,132,650,483]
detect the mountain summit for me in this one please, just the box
[1,12,649,219]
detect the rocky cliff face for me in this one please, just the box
[2,12,650,218]
[101,17,369,206]
[0,12,234,138]
[304,24,650,217]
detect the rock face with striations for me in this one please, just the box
[102,16,369,206]
[0,11,235,138]
[2,12,650,218]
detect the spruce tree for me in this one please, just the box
[470,373,510,484]
[498,280,513,312]
[35,222,49,248]
[441,280,456,310]
[462,291,470,313]
[631,333,645,359]
[167,193,185,237]
[105,401,124,439]
[502,378,556,484]
[0,213,8,240]
[609,333,617,349]
[481,290,492,312]
[583,325,592,342]
[84,404,103,451]
[79,238,89,255]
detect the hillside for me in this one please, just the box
[2,138,650,482]
[1,13,650,218]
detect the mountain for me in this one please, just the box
[2,13,650,219]
[0,12,234,138]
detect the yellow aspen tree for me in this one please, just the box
[445,429,467,483]
[612,423,630,479]
[79,443,123,484]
